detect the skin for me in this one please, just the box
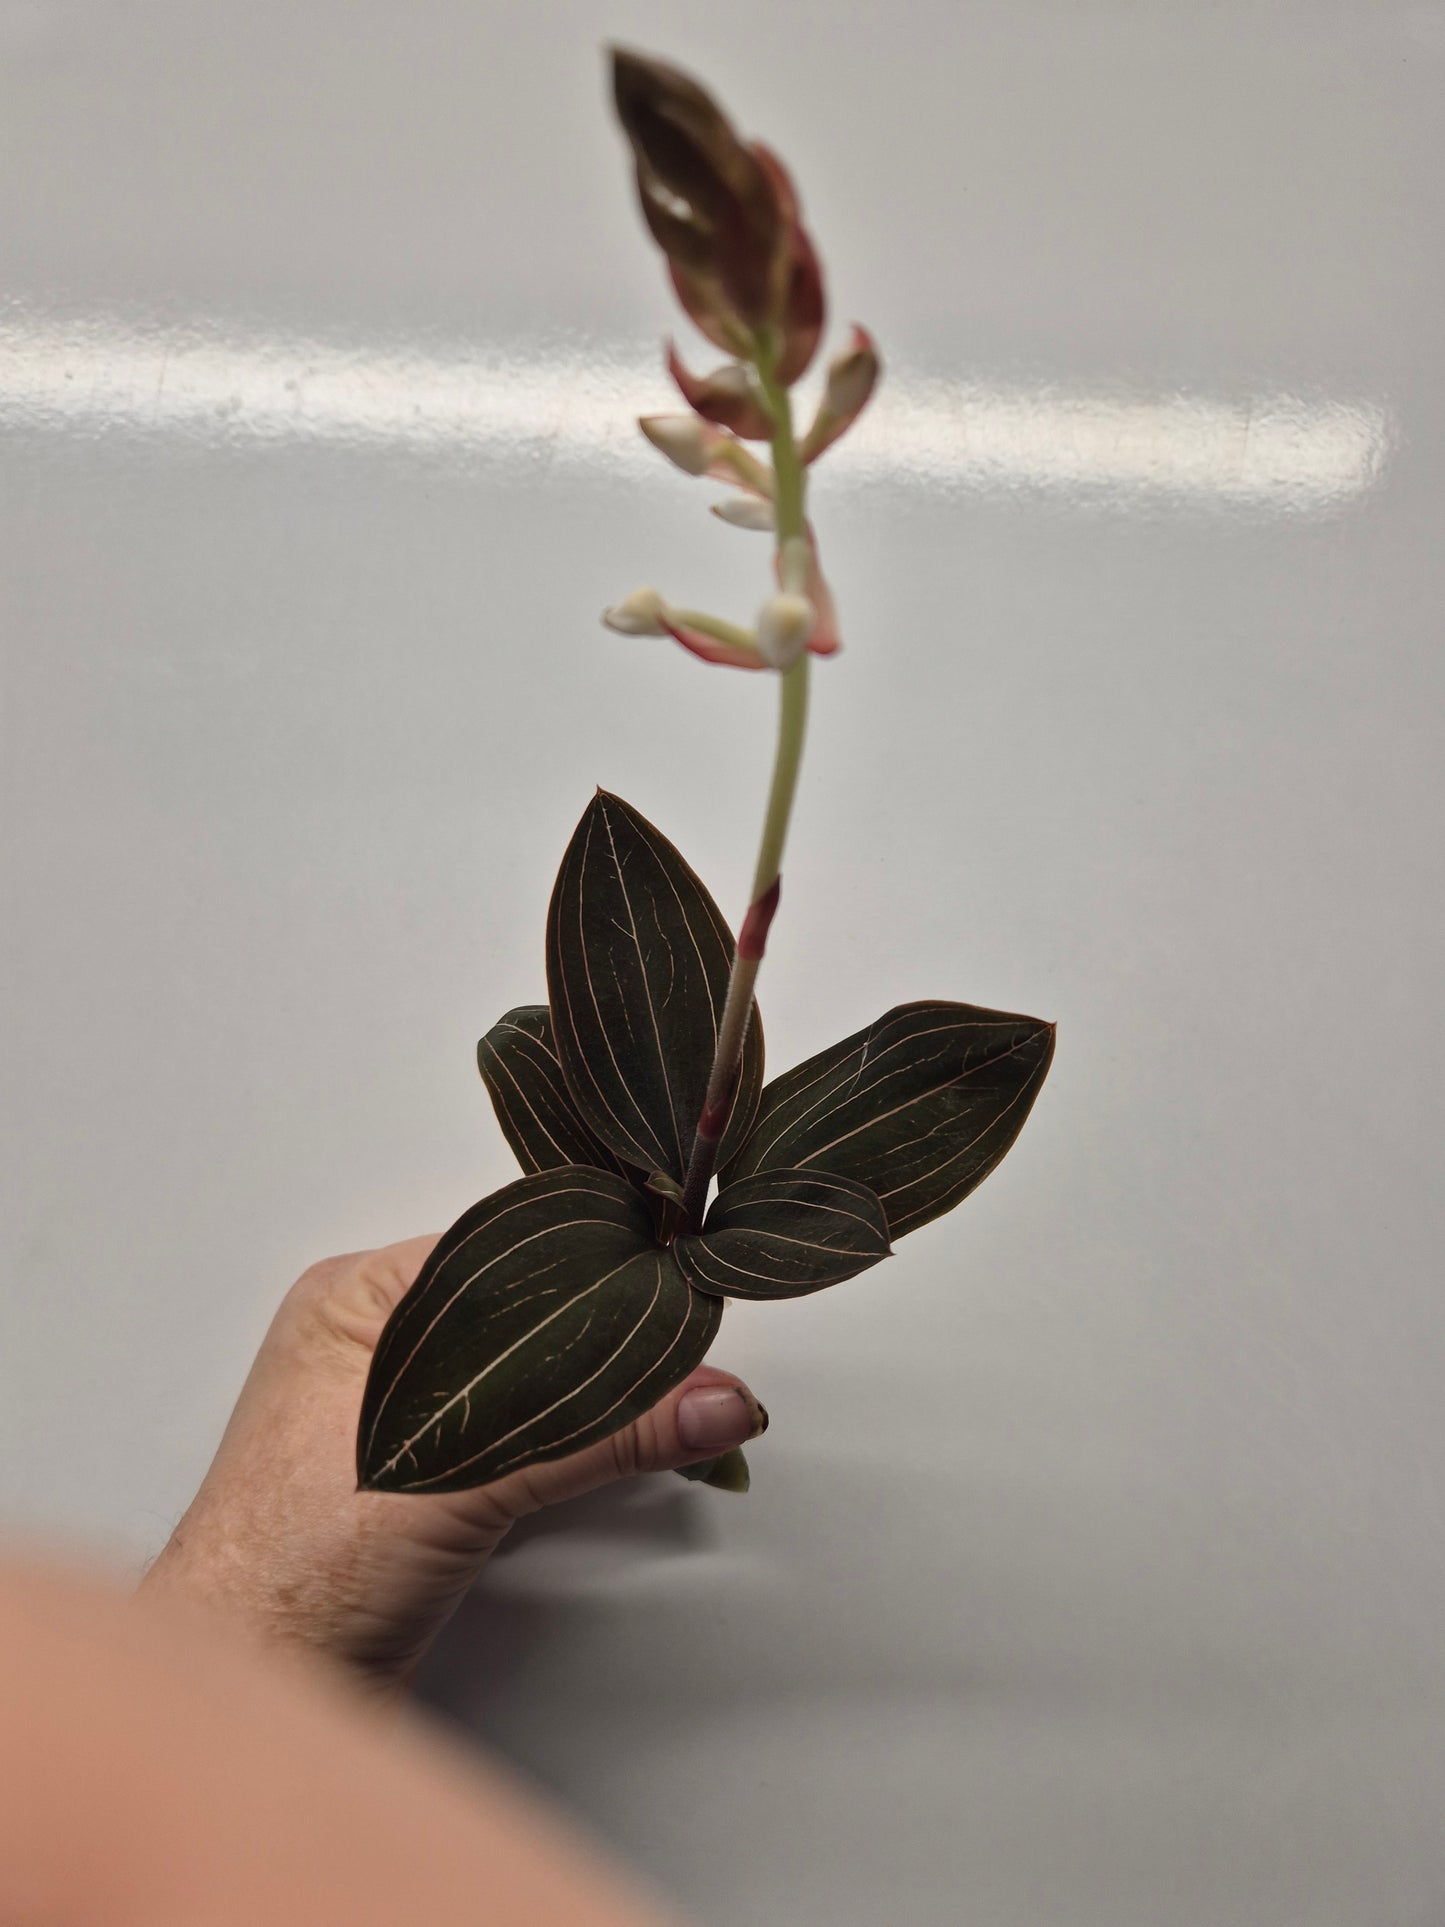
[0,1555,685,1925]
[139,1234,768,1697]
[0,1238,766,1921]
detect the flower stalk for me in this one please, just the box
[678,352,810,1232]
[604,46,881,1232]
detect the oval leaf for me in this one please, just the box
[545,790,763,1180]
[477,1005,636,1181]
[721,1001,1055,1239]
[675,1167,891,1299]
[357,1166,720,1494]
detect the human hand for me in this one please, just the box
[140,1236,767,1699]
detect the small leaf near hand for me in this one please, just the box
[477,1005,636,1182]
[357,1167,720,1495]
[675,1446,751,1492]
[721,1001,1054,1239]
[546,791,763,1181]
[675,1168,891,1299]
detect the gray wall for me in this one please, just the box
[3,4,1443,1921]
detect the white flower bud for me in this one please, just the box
[602,587,673,636]
[638,412,713,476]
[755,591,815,669]
[710,495,776,531]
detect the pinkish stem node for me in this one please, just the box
[737,875,781,961]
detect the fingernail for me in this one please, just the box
[678,1386,769,1452]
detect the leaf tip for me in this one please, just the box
[677,1444,752,1492]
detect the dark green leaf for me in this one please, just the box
[721,1001,1054,1239]
[545,790,763,1180]
[675,1446,751,1492]
[477,1005,635,1181]
[357,1166,720,1494]
[675,1168,891,1299]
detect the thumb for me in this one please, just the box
[479,1365,769,1521]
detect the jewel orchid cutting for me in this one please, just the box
[356,48,1054,1499]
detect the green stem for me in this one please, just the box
[678,359,811,1235]
[753,654,809,900]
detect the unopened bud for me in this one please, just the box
[755,591,815,668]
[823,338,877,419]
[602,586,673,636]
[710,495,776,531]
[668,343,775,440]
[639,413,715,476]
[705,363,755,404]
[799,325,880,463]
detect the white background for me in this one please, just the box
[3,4,1443,1921]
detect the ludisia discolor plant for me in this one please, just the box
[356,50,1055,1497]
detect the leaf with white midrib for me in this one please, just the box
[545,791,763,1180]
[357,1166,720,1494]
[676,1168,892,1299]
[720,1000,1055,1239]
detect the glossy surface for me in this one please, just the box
[3,5,1443,1922]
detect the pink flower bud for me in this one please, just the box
[799,326,881,464]
[822,326,879,421]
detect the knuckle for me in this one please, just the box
[284,1248,398,1354]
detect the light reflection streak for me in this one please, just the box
[0,308,1391,510]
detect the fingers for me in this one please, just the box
[478,1363,769,1519]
